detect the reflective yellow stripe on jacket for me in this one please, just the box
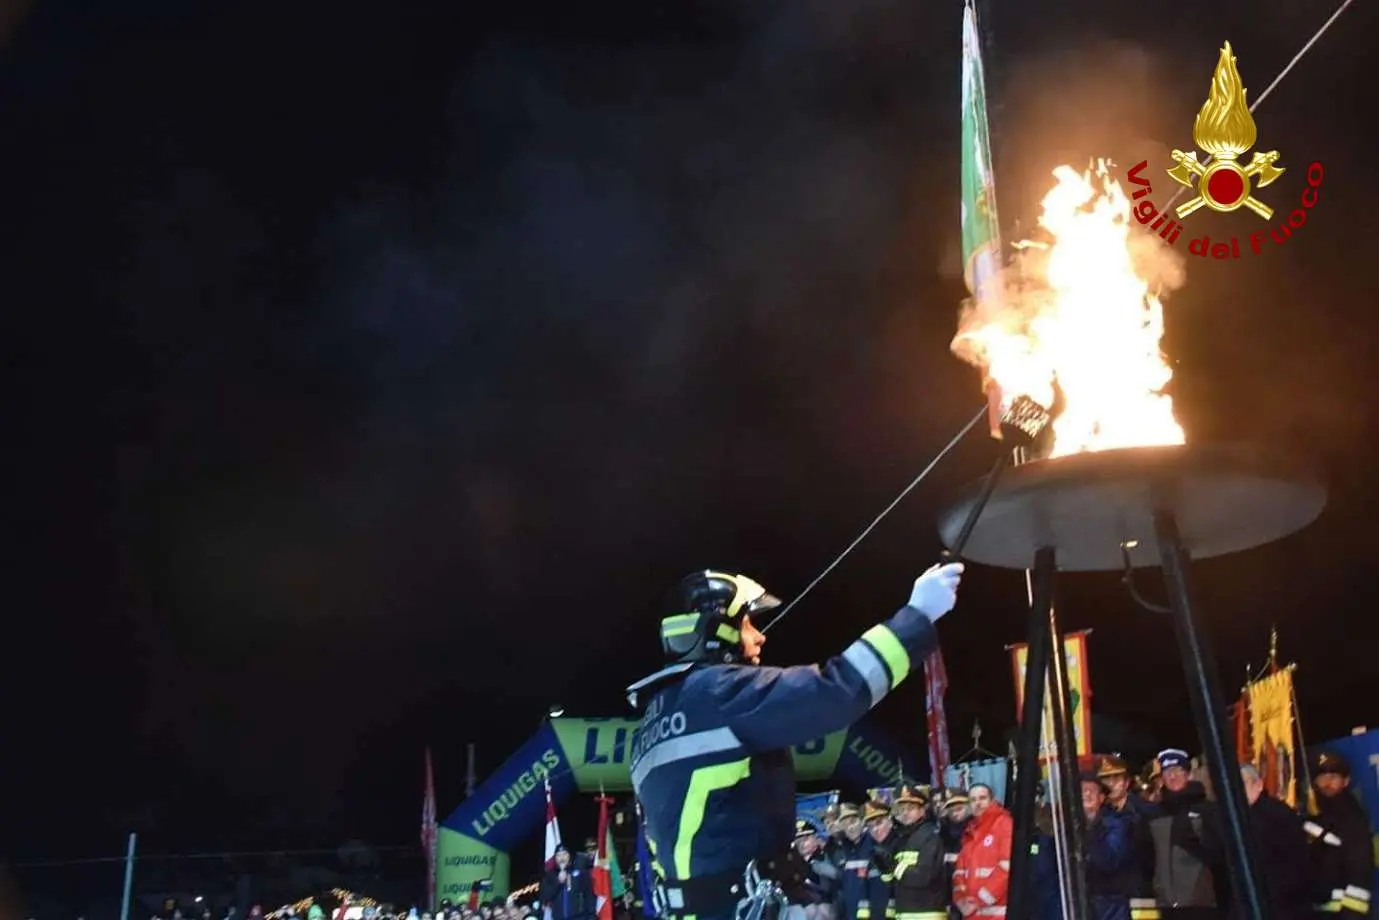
[674,757,752,877]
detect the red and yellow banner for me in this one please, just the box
[1009,631,1093,758]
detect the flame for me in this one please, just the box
[1193,42,1257,159]
[951,160,1184,458]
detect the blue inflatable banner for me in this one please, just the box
[833,723,923,790]
[1309,729,1379,897]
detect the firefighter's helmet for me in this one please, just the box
[660,570,781,665]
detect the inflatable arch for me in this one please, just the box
[437,715,917,901]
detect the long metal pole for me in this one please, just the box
[1007,546,1057,920]
[1154,510,1271,920]
[119,833,137,920]
[466,742,477,798]
[1045,599,1091,920]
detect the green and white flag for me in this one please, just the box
[607,826,627,898]
[961,0,1002,303]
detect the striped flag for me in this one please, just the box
[925,649,952,783]
[593,795,614,920]
[542,778,563,920]
[422,748,438,911]
[543,777,563,868]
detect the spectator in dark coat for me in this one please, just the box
[1083,770,1137,920]
[1096,755,1158,900]
[1239,764,1313,920]
[542,845,596,920]
[1146,749,1224,909]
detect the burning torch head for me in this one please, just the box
[997,393,1056,452]
[985,376,1062,456]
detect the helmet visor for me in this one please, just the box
[745,591,781,615]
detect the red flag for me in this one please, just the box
[1233,693,1252,768]
[593,794,614,920]
[422,748,438,911]
[543,777,563,869]
[925,649,952,784]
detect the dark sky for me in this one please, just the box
[4,0,1377,865]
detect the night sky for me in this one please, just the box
[4,0,1378,868]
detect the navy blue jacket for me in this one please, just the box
[629,606,939,915]
[1087,807,1136,920]
[837,833,895,920]
[1032,810,1136,920]
[836,834,873,920]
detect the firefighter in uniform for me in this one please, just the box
[884,785,948,920]
[1305,751,1374,918]
[836,803,872,920]
[937,788,971,911]
[860,800,898,920]
[627,564,965,920]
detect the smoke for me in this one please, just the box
[951,166,1188,376]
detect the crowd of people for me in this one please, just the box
[777,748,1373,920]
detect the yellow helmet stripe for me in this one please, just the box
[704,571,767,620]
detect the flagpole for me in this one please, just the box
[466,743,477,799]
[119,832,136,920]
[1287,663,1314,812]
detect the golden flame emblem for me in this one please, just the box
[1166,42,1285,220]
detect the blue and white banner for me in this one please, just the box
[944,758,1009,804]
[795,792,838,837]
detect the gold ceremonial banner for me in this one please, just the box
[1010,632,1093,758]
[1248,668,1297,807]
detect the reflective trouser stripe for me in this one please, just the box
[1342,886,1372,913]
[673,757,752,877]
[897,912,949,920]
[1317,903,1343,913]
[1130,898,1160,920]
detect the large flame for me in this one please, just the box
[1193,42,1256,159]
[952,160,1184,458]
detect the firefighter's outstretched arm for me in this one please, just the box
[702,563,963,752]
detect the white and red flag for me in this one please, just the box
[543,776,563,868]
[925,649,952,784]
[592,793,614,920]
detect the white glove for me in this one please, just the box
[908,562,964,620]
